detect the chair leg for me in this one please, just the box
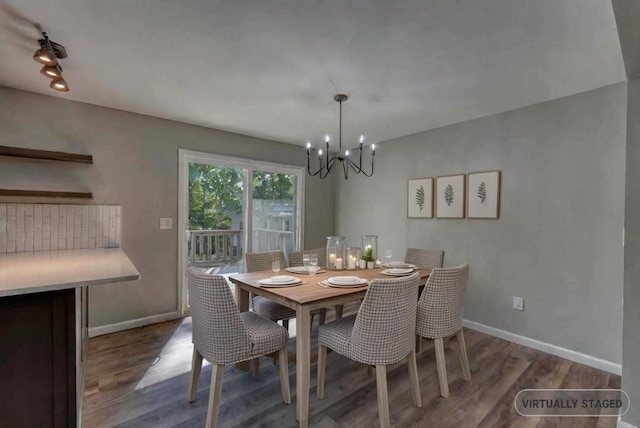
[407,348,422,408]
[434,337,449,398]
[278,347,291,404]
[367,365,374,376]
[335,304,343,319]
[317,344,327,399]
[416,335,423,355]
[205,364,225,428]
[282,319,289,331]
[188,347,203,402]
[252,358,260,377]
[375,365,390,428]
[456,329,471,380]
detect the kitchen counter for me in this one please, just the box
[0,247,139,297]
[0,247,139,428]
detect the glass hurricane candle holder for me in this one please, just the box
[346,247,361,270]
[326,236,346,270]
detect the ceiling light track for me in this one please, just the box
[33,31,70,92]
[305,94,375,179]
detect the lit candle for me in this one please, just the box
[348,257,356,269]
[306,141,311,155]
[329,253,336,265]
[371,144,376,156]
[335,258,343,270]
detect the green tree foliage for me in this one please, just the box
[188,165,294,230]
[252,172,294,200]
[189,164,243,230]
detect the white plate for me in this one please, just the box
[328,276,361,285]
[381,268,414,276]
[269,275,298,283]
[383,262,414,269]
[320,279,368,288]
[257,278,302,287]
[285,267,326,274]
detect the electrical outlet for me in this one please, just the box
[160,218,173,229]
[513,296,524,311]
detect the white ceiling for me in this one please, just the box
[0,0,626,148]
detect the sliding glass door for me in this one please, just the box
[178,150,304,314]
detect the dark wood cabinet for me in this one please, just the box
[0,289,77,427]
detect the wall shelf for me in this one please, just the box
[0,146,93,164]
[0,189,92,199]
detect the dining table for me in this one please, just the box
[229,265,431,428]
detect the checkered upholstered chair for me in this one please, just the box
[288,248,331,320]
[317,273,422,428]
[287,247,327,268]
[404,248,445,268]
[415,263,471,398]
[245,251,297,329]
[186,268,290,428]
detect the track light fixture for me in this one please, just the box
[33,32,70,92]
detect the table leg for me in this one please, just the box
[296,305,311,428]
[235,286,251,371]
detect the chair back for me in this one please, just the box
[245,250,288,273]
[404,248,444,268]
[416,263,469,339]
[349,272,420,365]
[187,267,251,364]
[288,248,327,267]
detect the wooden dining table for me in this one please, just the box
[229,265,431,428]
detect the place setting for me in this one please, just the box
[318,276,369,288]
[257,275,305,288]
[285,254,326,275]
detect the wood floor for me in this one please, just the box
[83,315,620,428]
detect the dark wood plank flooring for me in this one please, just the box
[82,315,620,428]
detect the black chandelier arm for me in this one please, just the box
[346,156,374,177]
[307,151,340,179]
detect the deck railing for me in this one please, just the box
[188,229,242,266]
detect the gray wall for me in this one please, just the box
[0,86,335,328]
[623,77,640,426]
[336,83,626,363]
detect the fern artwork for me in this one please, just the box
[477,181,487,203]
[444,184,454,206]
[407,178,433,218]
[436,175,465,218]
[415,186,425,212]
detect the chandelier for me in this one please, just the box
[306,94,375,179]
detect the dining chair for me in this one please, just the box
[186,267,291,428]
[404,248,445,268]
[288,248,333,320]
[317,272,422,428]
[287,247,327,268]
[415,263,471,398]
[245,250,296,330]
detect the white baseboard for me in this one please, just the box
[88,311,182,338]
[463,319,622,375]
[618,418,638,428]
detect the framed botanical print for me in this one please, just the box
[436,174,466,218]
[467,170,501,219]
[407,178,433,218]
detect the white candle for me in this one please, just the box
[335,258,343,270]
[329,253,336,266]
[348,258,356,269]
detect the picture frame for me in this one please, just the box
[407,178,433,218]
[436,174,466,218]
[467,170,501,219]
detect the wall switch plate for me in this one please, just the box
[160,218,173,229]
[513,296,524,311]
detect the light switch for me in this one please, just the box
[160,218,173,229]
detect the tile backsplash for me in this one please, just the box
[0,204,121,253]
